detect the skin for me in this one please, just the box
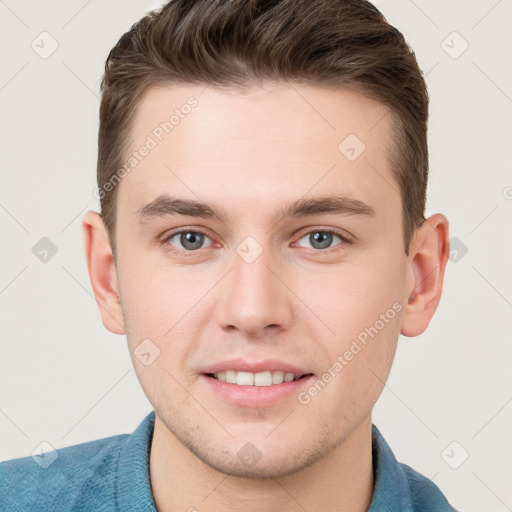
[83,83,449,512]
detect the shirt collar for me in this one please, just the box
[116,410,157,512]
[368,424,414,511]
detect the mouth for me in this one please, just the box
[204,370,314,386]
[199,359,315,407]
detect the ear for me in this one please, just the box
[82,210,125,335]
[401,213,450,337]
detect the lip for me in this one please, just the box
[200,358,312,376]
[200,373,315,408]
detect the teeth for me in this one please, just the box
[254,371,272,386]
[283,372,295,382]
[272,370,284,384]
[237,371,254,386]
[212,370,303,386]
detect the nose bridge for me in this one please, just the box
[218,235,292,335]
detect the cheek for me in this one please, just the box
[116,255,209,378]
[293,255,406,342]
[116,249,195,334]
[293,254,405,402]
[301,305,402,425]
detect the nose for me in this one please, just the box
[216,241,295,338]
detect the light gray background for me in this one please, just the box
[1,1,511,511]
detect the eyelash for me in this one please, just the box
[161,227,352,257]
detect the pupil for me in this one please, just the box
[181,232,203,250]
[311,231,332,249]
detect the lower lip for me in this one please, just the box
[200,374,315,408]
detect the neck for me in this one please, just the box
[149,414,374,512]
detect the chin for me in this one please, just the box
[190,445,322,480]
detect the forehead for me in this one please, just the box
[118,82,397,221]
[132,82,392,152]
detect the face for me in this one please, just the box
[105,83,415,477]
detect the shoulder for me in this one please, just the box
[0,433,128,512]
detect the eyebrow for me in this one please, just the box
[136,193,375,224]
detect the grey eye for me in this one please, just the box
[297,231,342,250]
[170,231,208,251]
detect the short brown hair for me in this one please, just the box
[97,0,429,257]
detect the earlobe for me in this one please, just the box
[82,210,125,335]
[401,214,450,337]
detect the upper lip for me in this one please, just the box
[200,358,312,376]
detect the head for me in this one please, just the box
[83,0,449,479]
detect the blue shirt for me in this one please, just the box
[1,411,457,511]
